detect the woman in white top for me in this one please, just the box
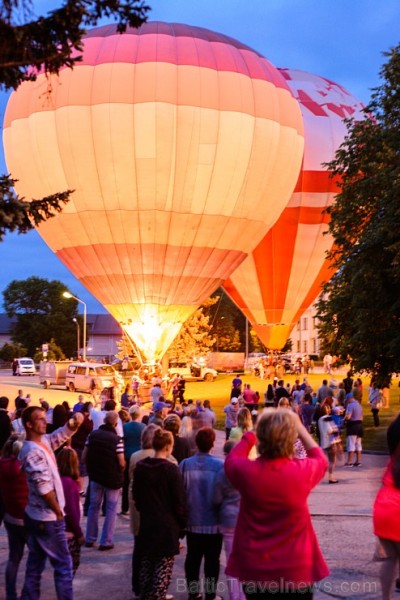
[318,404,341,484]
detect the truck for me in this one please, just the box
[39,361,71,388]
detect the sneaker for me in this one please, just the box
[344,463,354,467]
[353,462,362,467]
[98,544,114,551]
[329,479,339,484]
[165,595,174,600]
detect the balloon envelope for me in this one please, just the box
[3,22,303,361]
[224,68,365,350]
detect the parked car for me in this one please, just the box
[39,361,71,389]
[65,362,123,393]
[15,357,36,376]
[167,362,217,382]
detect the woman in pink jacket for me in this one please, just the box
[225,408,329,599]
[373,454,400,599]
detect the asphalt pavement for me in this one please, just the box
[0,421,390,600]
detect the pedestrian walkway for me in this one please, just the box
[0,429,389,599]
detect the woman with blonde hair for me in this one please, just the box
[229,407,253,443]
[225,408,328,599]
[179,415,196,455]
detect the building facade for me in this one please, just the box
[0,313,123,362]
[288,301,321,357]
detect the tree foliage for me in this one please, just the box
[0,175,71,242]
[34,338,66,363]
[0,0,149,90]
[207,288,266,353]
[168,298,217,363]
[0,1,149,237]
[3,276,79,357]
[0,341,27,362]
[316,43,400,387]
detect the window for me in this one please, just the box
[302,318,308,330]
[296,341,300,352]
[312,338,317,353]
[303,340,308,353]
[297,321,300,331]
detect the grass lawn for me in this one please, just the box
[182,371,400,453]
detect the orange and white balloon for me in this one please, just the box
[3,23,303,361]
[224,68,365,350]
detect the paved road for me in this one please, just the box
[0,418,390,600]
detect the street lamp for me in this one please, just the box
[63,292,87,360]
[72,317,80,360]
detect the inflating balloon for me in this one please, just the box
[3,23,303,362]
[224,68,365,350]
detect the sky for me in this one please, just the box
[0,0,399,314]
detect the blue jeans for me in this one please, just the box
[4,520,27,600]
[21,515,73,600]
[85,481,121,546]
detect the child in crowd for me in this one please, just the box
[56,447,84,576]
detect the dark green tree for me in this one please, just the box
[3,276,79,357]
[34,338,66,363]
[0,1,149,90]
[207,288,267,353]
[0,175,70,242]
[316,43,400,387]
[0,1,149,237]
[0,341,27,362]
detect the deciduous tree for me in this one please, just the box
[316,44,400,387]
[3,276,79,357]
[168,298,217,363]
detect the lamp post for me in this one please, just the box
[63,292,87,360]
[72,317,80,360]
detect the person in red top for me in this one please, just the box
[224,408,329,599]
[373,455,400,599]
[0,433,28,600]
[242,384,258,412]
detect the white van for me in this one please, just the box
[15,357,36,376]
[65,362,123,393]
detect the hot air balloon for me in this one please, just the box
[224,68,365,350]
[3,23,304,362]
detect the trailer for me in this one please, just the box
[39,361,71,389]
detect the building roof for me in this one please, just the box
[87,314,123,335]
[0,313,122,336]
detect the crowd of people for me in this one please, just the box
[0,369,398,599]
